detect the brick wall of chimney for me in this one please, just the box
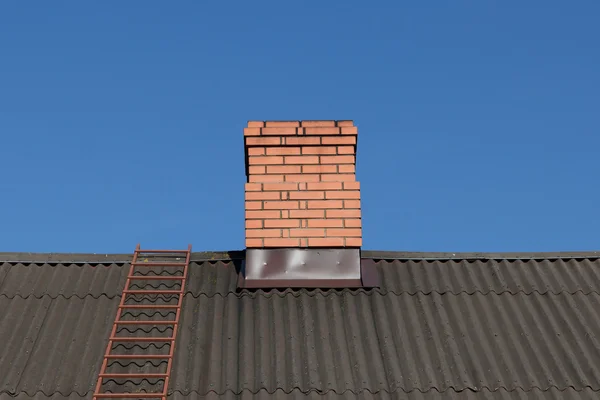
[244,120,362,248]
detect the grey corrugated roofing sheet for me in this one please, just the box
[1,252,600,399]
[0,262,127,298]
[170,292,600,394]
[0,296,117,396]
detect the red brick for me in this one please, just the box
[337,146,355,155]
[265,121,300,127]
[282,228,290,238]
[325,191,360,199]
[344,219,362,228]
[343,181,360,190]
[282,210,289,218]
[249,174,284,183]
[243,127,261,136]
[345,238,362,247]
[299,200,307,209]
[285,136,320,146]
[264,201,299,210]
[320,174,356,182]
[301,146,337,155]
[246,229,281,238]
[321,136,356,145]
[264,219,301,228]
[308,237,344,247]
[266,147,301,155]
[341,126,358,135]
[246,137,281,146]
[289,191,325,200]
[301,238,308,247]
[307,182,342,190]
[336,120,354,127]
[282,192,288,200]
[247,121,265,127]
[344,200,361,208]
[246,210,280,219]
[248,156,284,165]
[320,155,355,164]
[326,209,361,218]
[264,238,300,247]
[327,228,361,237]
[263,183,298,191]
[285,174,320,182]
[307,200,343,209]
[245,183,262,191]
[267,165,301,174]
[290,228,325,238]
[301,120,336,127]
[245,191,280,201]
[302,165,337,174]
[290,209,325,219]
[245,220,263,229]
[307,219,343,228]
[248,147,266,156]
[285,155,319,164]
[245,201,262,210]
[262,127,298,135]
[305,127,340,135]
[338,164,355,173]
[246,238,263,247]
[248,165,265,174]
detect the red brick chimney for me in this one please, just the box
[244,120,362,249]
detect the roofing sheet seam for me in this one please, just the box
[3,288,600,300]
[168,387,600,395]
[3,386,600,397]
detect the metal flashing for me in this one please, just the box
[238,248,366,289]
[360,258,380,288]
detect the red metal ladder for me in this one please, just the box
[93,244,192,400]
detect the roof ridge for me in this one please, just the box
[2,249,600,263]
[364,250,600,260]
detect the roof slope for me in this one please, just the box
[1,251,600,399]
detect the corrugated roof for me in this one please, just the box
[1,252,600,399]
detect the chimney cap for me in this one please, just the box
[247,120,355,127]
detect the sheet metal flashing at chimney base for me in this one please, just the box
[238,248,379,289]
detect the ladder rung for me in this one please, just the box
[132,262,186,267]
[109,337,174,342]
[94,393,164,399]
[123,290,182,295]
[119,305,179,309]
[105,354,171,359]
[99,373,168,378]
[128,275,184,280]
[136,249,188,254]
[115,320,177,325]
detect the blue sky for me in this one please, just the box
[1,2,598,253]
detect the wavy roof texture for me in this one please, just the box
[1,250,600,399]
